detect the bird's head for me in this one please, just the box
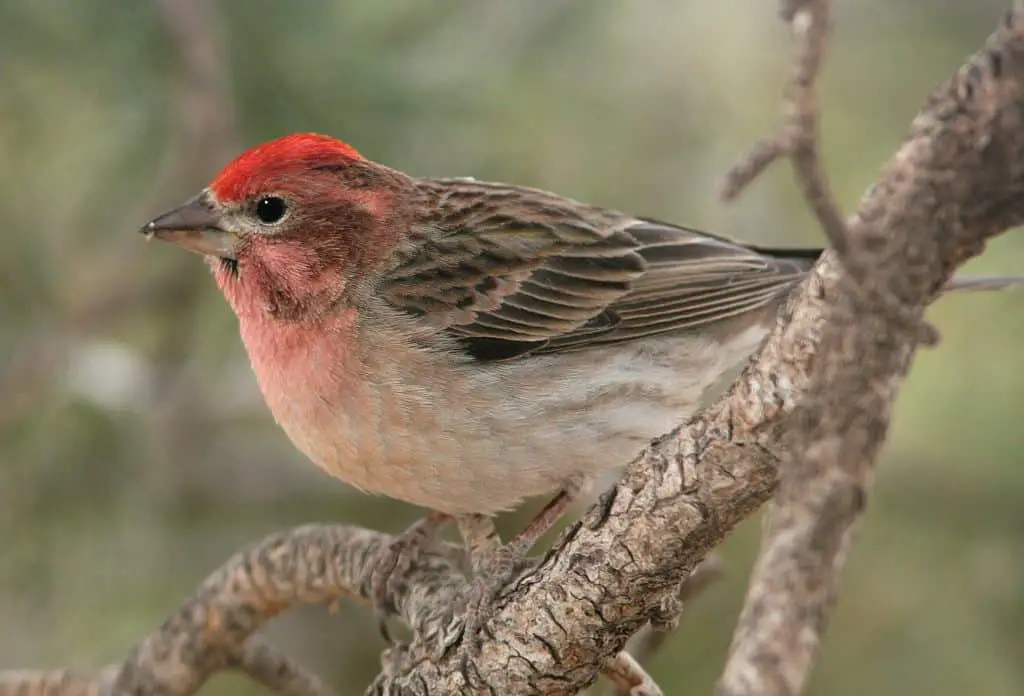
[141,133,414,320]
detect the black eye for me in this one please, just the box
[255,196,288,224]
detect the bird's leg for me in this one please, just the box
[445,480,589,656]
[459,484,581,583]
[507,486,578,555]
[362,509,451,640]
[456,513,503,575]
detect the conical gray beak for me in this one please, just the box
[140,193,238,259]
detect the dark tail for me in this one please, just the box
[941,275,1024,292]
[752,245,823,272]
[757,245,1024,294]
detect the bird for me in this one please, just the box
[140,132,1021,635]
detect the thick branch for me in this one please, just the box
[0,526,462,696]
[719,8,1024,694]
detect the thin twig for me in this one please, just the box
[0,638,332,696]
[107,526,456,696]
[624,556,726,671]
[601,653,662,696]
[598,555,724,696]
[231,637,337,696]
[0,667,119,696]
[721,0,848,256]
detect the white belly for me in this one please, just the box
[307,322,771,515]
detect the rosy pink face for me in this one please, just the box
[140,133,406,318]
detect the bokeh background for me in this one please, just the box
[1,1,1022,694]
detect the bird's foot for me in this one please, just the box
[436,485,587,659]
[436,532,537,662]
[465,540,538,631]
[435,507,562,660]
[360,511,450,641]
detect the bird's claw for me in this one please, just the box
[437,543,535,661]
[360,512,450,642]
[360,537,418,640]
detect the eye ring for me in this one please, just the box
[254,195,288,224]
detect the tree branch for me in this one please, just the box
[0,526,462,696]
[0,526,660,696]
[718,5,1024,694]
[0,636,335,696]
[717,0,858,693]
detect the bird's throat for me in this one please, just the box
[211,243,348,322]
[235,298,367,458]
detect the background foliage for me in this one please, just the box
[1,1,1021,694]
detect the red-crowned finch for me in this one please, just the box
[141,133,1021,628]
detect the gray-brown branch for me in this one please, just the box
[0,527,662,696]
[718,5,1024,695]
[0,526,465,696]
[718,0,869,693]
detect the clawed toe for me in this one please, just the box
[359,540,413,640]
[440,543,533,659]
[363,506,554,655]
[438,510,557,657]
[359,512,450,641]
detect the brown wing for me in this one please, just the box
[586,221,819,347]
[380,183,817,360]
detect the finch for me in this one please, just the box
[140,132,1020,618]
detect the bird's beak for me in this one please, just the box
[140,193,238,259]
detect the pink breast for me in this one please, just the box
[237,309,365,467]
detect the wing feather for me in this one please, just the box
[379,183,818,360]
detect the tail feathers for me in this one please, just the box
[757,244,1023,294]
[942,275,1024,293]
[754,246,824,273]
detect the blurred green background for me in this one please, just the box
[1,1,1022,694]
